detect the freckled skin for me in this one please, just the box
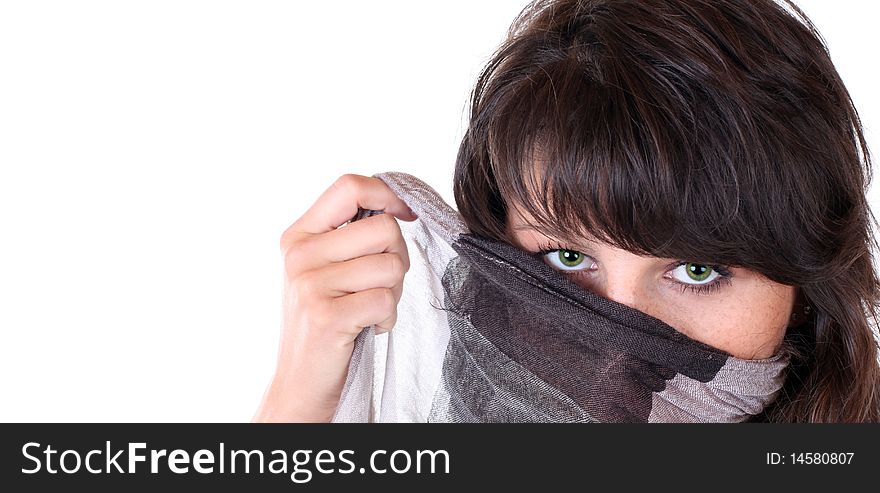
[506,208,797,360]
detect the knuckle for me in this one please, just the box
[386,308,399,331]
[279,223,301,252]
[384,254,404,282]
[368,290,397,334]
[283,248,304,276]
[292,270,322,301]
[283,236,315,273]
[376,212,400,236]
[400,244,411,273]
[304,299,334,331]
[379,288,396,313]
[376,311,398,334]
[332,173,361,194]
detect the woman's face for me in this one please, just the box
[506,206,797,360]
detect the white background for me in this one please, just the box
[0,1,877,422]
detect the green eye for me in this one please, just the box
[685,263,711,282]
[541,248,591,273]
[557,249,585,268]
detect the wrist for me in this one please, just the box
[251,372,336,423]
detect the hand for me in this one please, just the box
[252,174,417,422]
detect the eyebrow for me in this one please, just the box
[512,223,588,241]
[512,224,685,264]
[511,224,595,250]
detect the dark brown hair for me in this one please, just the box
[453,0,880,422]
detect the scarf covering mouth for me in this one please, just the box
[331,171,789,423]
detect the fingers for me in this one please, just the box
[297,253,406,297]
[291,256,404,336]
[322,287,398,336]
[283,174,417,242]
[282,212,411,277]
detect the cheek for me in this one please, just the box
[657,282,796,360]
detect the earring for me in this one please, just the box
[789,303,813,326]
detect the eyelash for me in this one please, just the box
[533,240,734,296]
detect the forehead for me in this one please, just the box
[506,201,597,250]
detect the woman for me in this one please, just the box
[254,0,880,422]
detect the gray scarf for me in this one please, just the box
[332,171,789,423]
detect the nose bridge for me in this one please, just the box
[592,252,649,310]
[600,275,642,309]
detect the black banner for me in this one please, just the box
[1,424,876,490]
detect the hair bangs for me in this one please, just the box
[484,52,751,267]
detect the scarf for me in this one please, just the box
[331,171,789,422]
